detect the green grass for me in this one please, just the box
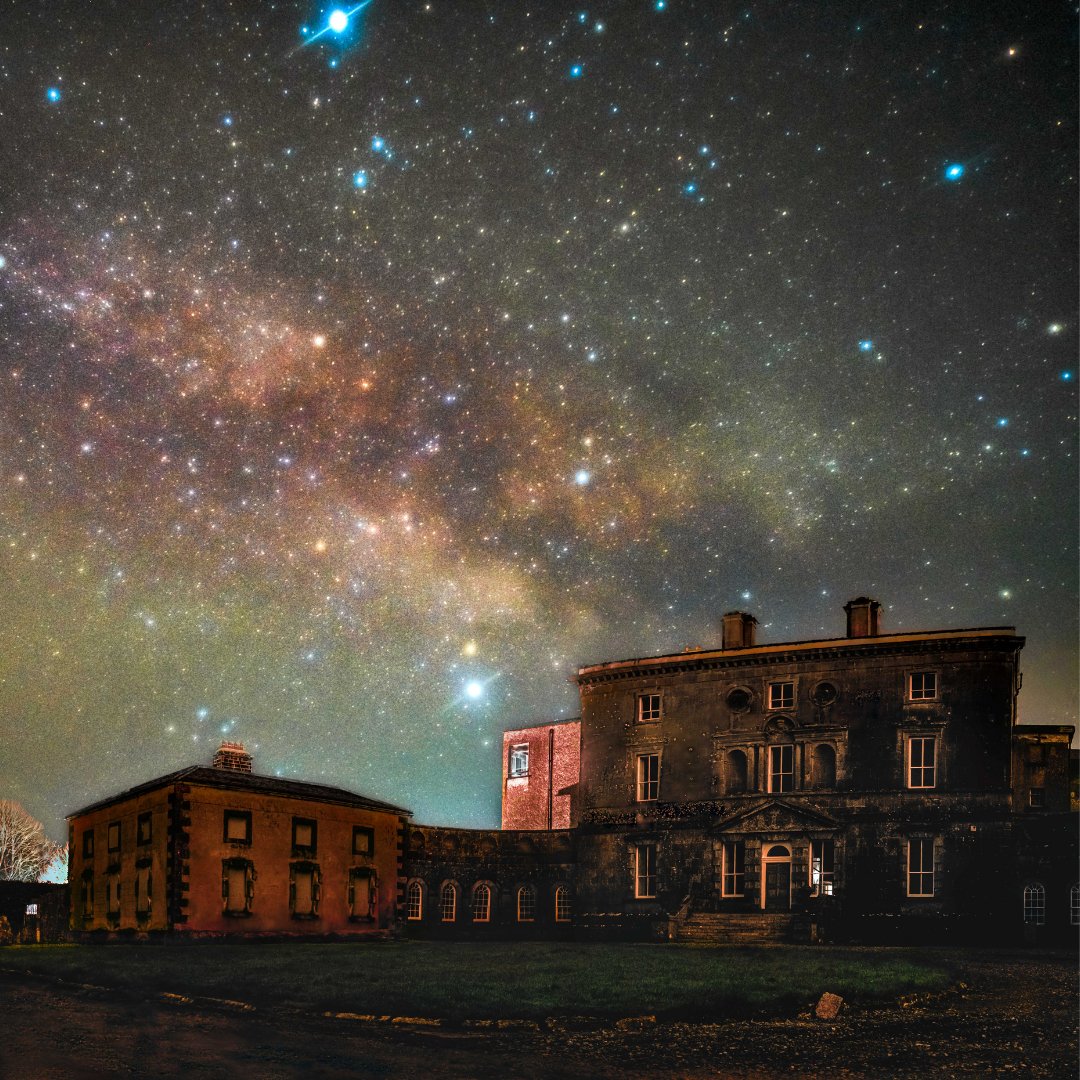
[0,941,951,1020]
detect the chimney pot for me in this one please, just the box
[721,611,758,650]
[212,741,253,773]
[844,597,882,638]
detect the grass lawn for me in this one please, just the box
[0,941,951,1020]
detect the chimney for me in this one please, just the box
[844,597,882,638]
[721,611,757,650]
[212,741,253,773]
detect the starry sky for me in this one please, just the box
[0,1,1075,840]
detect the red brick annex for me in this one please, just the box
[68,598,1078,945]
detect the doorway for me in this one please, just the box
[761,844,792,911]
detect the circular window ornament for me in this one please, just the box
[726,686,753,712]
[811,681,839,706]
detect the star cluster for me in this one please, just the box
[0,1,1075,836]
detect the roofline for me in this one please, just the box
[1014,724,1076,738]
[577,626,1022,680]
[67,766,412,820]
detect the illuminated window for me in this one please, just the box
[137,812,152,846]
[1070,885,1079,927]
[509,744,529,778]
[135,865,152,918]
[768,682,794,710]
[907,838,935,897]
[292,817,317,855]
[107,821,121,854]
[768,744,794,792]
[439,882,457,922]
[517,884,536,922]
[223,810,252,845]
[909,672,937,701]
[810,840,835,895]
[1023,883,1045,925]
[25,903,38,917]
[472,882,492,922]
[721,840,745,897]
[908,737,936,789]
[82,830,94,858]
[406,880,423,920]
[636,753,660,801]
[637,693,662,723]
[555,886,572,923]
[352,825,375,855]
[348,868,375,920]
[222,858,255,915]
[1028,788,1044,808]
[290,863,321,918]
[634,844,656,899]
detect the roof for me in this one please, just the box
[68,766,411,820]
[577,626,1022,681]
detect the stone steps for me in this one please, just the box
[676,913,807,945]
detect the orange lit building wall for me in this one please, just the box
[501,720,580,830]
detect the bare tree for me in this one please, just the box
[0,801,65,882]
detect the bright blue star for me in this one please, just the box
[353,170,368,188]
[464,680,484,700]
[302,1,372,45]
[944,163,964,181]
[329,9,349,32]
[221,114,233,127]
[996,417,1008,427]
[574,469,591,486]
[858,339,874,353]
[683,182,698,195]
[569,63,584,78]
[1061,371,1074,382]
[655,0,667,9]
[577,11,588,23]
[46,87,61,103]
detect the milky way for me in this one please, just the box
[0,1,1075,837]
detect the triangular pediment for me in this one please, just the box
[715,798,839,834]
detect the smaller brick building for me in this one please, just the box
[501,719,580,830]
[67,743,410,937]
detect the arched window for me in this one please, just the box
[726,749,748,793]
[812,744,836,789]
[439,882,457,922]
[472,882,491,922]
[1023,883,1045,925]
[406,880,423,921]
[1071,884,1080,927]
[517,884,536,922]
[554,885,572,923]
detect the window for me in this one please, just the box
[135,865,152,917]
[352,825,375,856]
[726,687,752,712]
[348,869,376,920]
[107,821,121,854]
[405,880,423,920]
[80,872,94,919]
[517,885,536,922]
[222,858,255,915]
[292,817,317,855]
[636,753,660,801]
[634,844,656,899]
[812,744,836,789]
[768,744,794,792]
[223,810,252,845]
[907,838,935,897]
[721,840,745,897]
[555,886,572,923]
[82,830,94,858]
[1023,883,1045,925]
[637,693,662,723]
[1070,885,1079,927]
[909,672,937,701]
[768,681,794,710]
[106,874,121,917]
[908,736,936,789]
[290,863,321,918]
[811,840,835,896]
[137,812,152,846]
[1028,788,1045,808]
[472,882,492,922]
[439,882,457,922]
[25,904,38,917]
[509,744,529,778]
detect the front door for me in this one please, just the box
[764,862,791,911]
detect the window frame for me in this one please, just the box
[767,681,795,711]
[516,884,536,922]
[472,882,492,923]
[908,671,938,702]
[289,861,321,919]
[136,812,153,846]
[291,817,318,856]
[82,829,94,859]
[636,692,662,724]
[508,743,530,778]
[105,873,121,918]
[554,885,572,923]
[636,752,660,802]
[135,864,152,917]
[222,857,255,916]
[107,821,121,854]
[634,844,657,899]
[80,871,94,920]
[1023,883,1045,925]
[767,743,794,793]
[405,880,423,921]
[721,840,745,897]
[223,810,253,845]
[439,881,457,922]
[352,825,375,856]
[907,735,937,790]
[906,837,935,898]
[1070,884,1079,927]
[810,839,835,896]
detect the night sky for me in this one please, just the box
[0,1,1075,841]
